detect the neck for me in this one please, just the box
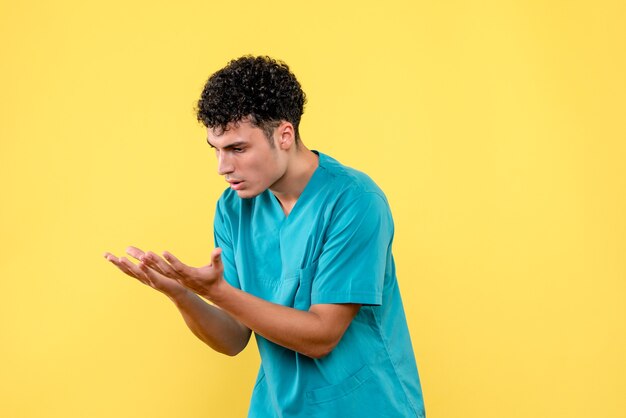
[270,146,319,216]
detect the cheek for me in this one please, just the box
[251,156,281,179]
[240,149,284,187]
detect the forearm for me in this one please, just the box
[204,280,354,359]
[168,288,251,356]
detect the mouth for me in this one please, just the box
[227,179,244,190]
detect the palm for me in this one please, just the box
[145,270,186,294]
[105,246,225,299]
[104,246,186,298]
[133,247,224,297]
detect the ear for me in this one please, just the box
[276,121,296,150]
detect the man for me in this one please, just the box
[105,56,425,417]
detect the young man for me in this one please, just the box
[105,56,425,417]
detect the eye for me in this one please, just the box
[233,147,245,153]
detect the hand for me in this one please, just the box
[104,246,188,298]
[138,248,226,299]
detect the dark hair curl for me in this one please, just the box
[196,55,306,143]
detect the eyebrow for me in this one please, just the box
[206,139,247,150]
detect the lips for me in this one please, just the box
[227,179,244,190]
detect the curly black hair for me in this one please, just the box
[196,55,307,143]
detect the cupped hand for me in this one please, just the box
[138,248,225,298]
[104,246,188,298]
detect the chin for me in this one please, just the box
[235,189,261,199]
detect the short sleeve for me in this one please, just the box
[213,199,241,289]
[311,192,393,306]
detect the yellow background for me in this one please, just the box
[1,1,624,417]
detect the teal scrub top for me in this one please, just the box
[214,152,425,418]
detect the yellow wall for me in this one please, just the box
[1,1,624,417]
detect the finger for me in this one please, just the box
[141,251,179,278]
[122,257,160,285]
[105,254,124,269]
[139,257,167,276]
[138,262,162,286]
[162,251,190,275]
[106,252,144,279]
[105,253,127,270]
[210,248,223,268]
[108,254,156,287]
[119,257,146,279]
[104,252,124,263]
[109,256,142,280]
[126,246,146,262]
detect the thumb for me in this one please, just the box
[210,248,223,269]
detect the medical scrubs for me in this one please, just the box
[214,152,425,418]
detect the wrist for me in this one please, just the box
[166,286,194,304]
[203,278,230,304]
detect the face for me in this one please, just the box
[207,120,290,199]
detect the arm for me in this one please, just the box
[169,289,251,356]
[211,280,360,359]
[140,249,360,359]
[104,247,251,356]
[137,192,390,358]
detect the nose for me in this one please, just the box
[217,152,234,176]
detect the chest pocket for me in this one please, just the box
[293,262,318,310]
[247,262,318,310]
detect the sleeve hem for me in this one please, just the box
[311,291,382,306]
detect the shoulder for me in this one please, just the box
[317,152,390,208]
